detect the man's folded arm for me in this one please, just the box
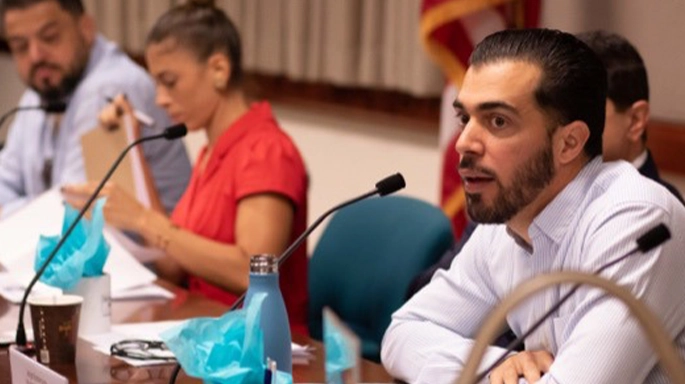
[382,229,511,383]
[539,203,685,383]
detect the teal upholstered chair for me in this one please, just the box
[308,195,454,362]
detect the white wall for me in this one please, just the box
[183,103,441,251]
[274,103,440,249]
[541,0,685,122]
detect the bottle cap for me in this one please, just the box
[249,254,278,274]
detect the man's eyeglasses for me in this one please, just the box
[110,339,176,361]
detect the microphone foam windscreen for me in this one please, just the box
[636,223,671,253]
[376,173,406,196]
[163,124,188,140]
[43,101,68,113]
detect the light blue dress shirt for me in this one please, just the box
[0,35,191,218]
[382,158,685,384]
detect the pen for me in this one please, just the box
[264,357,277,384]
[105,96,154,126]
[270,359,277,384]
[264,358,272,384]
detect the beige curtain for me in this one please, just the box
[84,0,443,97]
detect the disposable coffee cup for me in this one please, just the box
[67,274,111,335]
[28,295,83,365]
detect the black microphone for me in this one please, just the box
[473,223,672,383]
[0,101,68,128]
[228,172,406,311]
[0,101,68,148]
[41,101,68,114]
[14,123,188,347]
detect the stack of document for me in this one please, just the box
[0,189,173,303]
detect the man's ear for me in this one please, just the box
[626,100,650,142]
[554,121,590,165]
[78,14,96,45]
[207,52,231,91]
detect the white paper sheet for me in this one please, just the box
[0,188,64,267]
[0,189,162,299]
[0,271,172,304]
[106,226,165,263]
[111,284,174,301]
[0,329,33,346]
[82,321,314,367]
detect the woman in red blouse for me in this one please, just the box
[64,0,309,335]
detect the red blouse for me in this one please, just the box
[170,102,309,335]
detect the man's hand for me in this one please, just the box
[489,350,554,384]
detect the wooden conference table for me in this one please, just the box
[0,281,394,383]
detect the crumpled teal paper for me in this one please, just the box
[324,310,357,384]
[161,293,293,384]
[34,198,110,290]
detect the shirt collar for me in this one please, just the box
[631,150,648,169]
[528,157,605,247]
[211,101,273,160]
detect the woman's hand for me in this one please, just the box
[62,181,147,233]
[99,94,141,139]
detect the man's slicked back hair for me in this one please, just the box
[470,28,607,159]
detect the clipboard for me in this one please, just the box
[80,115,150,207]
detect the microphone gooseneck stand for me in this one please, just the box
[0,102,68,149]
[457,271,685,384]
[168,172,406,384]
[228,172,406,312]
[469,223,671,383]
[15,124,187,347]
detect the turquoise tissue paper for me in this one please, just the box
[161,293,293,384]
[34,198,110,290]
[324,309,358,384]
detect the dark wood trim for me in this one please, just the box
[647,120,685,175]
[243,73,441,126]
[127,51,443,125]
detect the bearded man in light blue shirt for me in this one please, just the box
[382,28,685,384]
[0,0,190,218]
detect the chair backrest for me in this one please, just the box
[308,195,454,362]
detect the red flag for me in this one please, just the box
[420,0,540,239]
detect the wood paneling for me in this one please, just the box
[647,121,685,175]
[244,73,442,125]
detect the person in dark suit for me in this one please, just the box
[579,30,684,204]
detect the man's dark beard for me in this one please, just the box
[461,143,555,223]
[31,61,85,103]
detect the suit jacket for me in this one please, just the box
[639,151,685,205]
